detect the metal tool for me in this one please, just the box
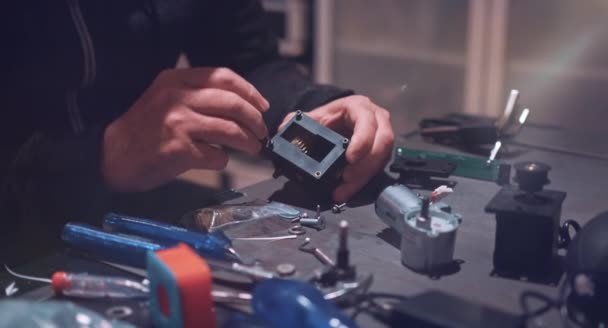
[298,237,335,266]
[375,184,462,273]
[332,203,347,214]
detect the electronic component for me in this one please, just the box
[395,147,511,184]
[375,184,462,273]
[390,152,456,188]
[485,161,566,278]
[267,110,349,193]
[565,211,608,326]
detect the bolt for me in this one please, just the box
[332,203,347,214]
[316,204,321,219]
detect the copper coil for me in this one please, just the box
[290,137,309,154]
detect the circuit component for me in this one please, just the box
[267,111,349,193]
[375,184,462,273]
[485,161,566,278]
[395,147,511,184]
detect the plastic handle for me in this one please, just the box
[61,223,163,268]
[253,279,358,328]
[103,213,230,260]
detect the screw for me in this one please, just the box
[316,204,321,219]
[332,203,347,214]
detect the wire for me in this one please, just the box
[4,264,52,283]
[519,290,558,319]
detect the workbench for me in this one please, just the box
[1,125,606,327]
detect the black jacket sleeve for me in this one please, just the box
[184,0,353,135]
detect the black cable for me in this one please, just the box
[519,290,558,319]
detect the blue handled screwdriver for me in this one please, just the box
[102,212,244,263]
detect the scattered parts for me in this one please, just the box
[299,237,335,266]
[275,263,297,277]
[4,281,18,296]
[332,203,347,214]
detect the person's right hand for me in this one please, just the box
[101,67,269,192]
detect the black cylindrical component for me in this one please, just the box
[514,162,550,193]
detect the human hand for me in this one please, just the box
[280,95,394,202]
[102,67,269,191]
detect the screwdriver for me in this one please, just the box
[4,265,253,303]
[4,264,148,298]
[62,223,273,280]
[103,213,244,263]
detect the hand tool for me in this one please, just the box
[61,223,274,280]
[103,213,244,263]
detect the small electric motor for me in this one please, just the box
[375,184,462,273]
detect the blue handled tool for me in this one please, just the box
[62,223,163,268]
[253,278,358,328]
[103,213,244,263]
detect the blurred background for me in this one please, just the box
[184,0,608,191]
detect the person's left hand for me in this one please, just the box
[279,95,395,202]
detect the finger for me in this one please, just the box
[174,67,269,112]
[188,142,229,170]
[186,115,262,156]
[278,111,297,131]
[184,88,268,139]
[293,99,378,162]
[333,110,394,202]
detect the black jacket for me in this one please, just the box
[0,0,351,253]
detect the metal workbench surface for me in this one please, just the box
[1,127,607,327]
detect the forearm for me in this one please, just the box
[3,126,110,233]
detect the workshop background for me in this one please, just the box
[183,0,608,191]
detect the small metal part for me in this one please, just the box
[276,263,297,276]
[5,281,18,296]
[288,225,306,235]
[105,306,133,319]
[211,290,253,304]
[332,203,347,214]
[337,220,350,270]
[226,247,245,264]
[234,235,297,241]
[315,205,321,219]
[487,140,502,165]
[231,263,275,280]
[299,237,335,266]
[299,217,326,230]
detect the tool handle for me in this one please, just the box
[61,223,163,268]
[103,213,230,260]
[52,272,149,298]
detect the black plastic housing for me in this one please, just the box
[267,111,349,194]
[485,186,566,275]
